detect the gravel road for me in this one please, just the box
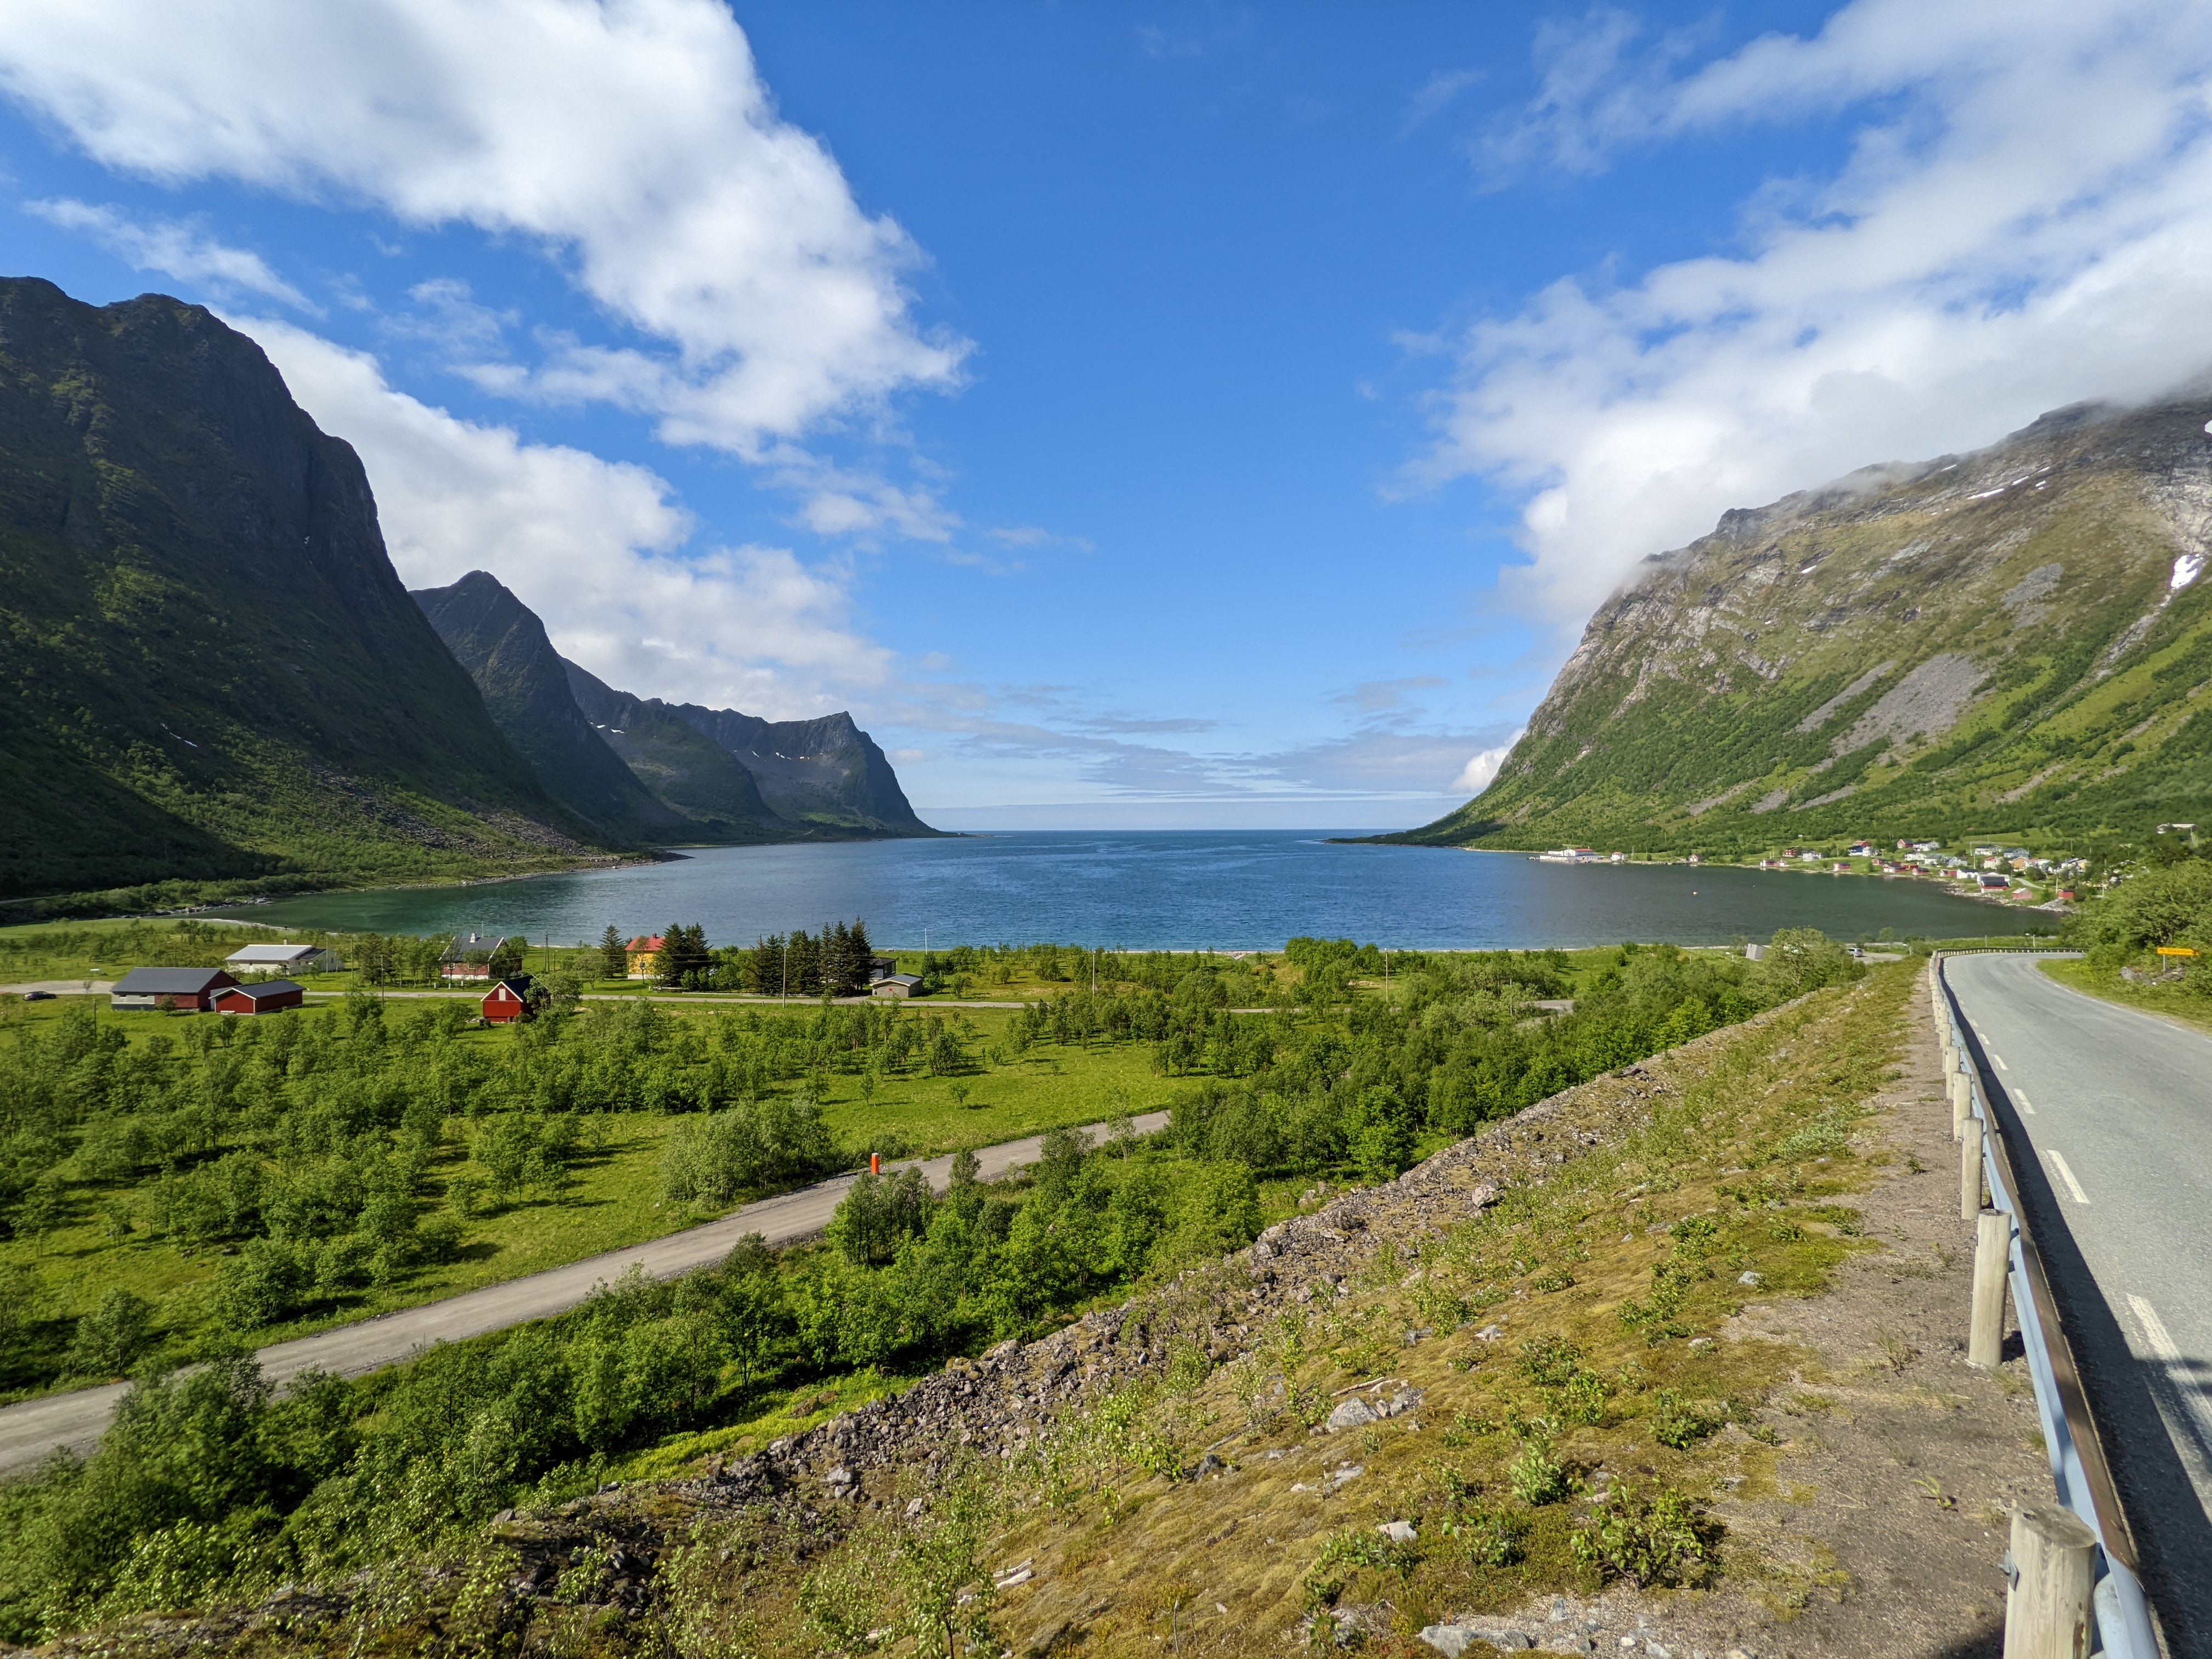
[1944,952,2212,1652]
[0,1111,1168,1477]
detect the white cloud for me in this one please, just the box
[245,318,894,716]
[0,0,967,455]
[1451,732,1523,795]
[1403,69,1483,134]
[25,197,310,307]
[1424,0,2212,627]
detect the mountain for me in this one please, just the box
[558,661,791,840]
[412,568,939,844]
[1389,394,2212,853]
[0,278,597,905]
[664,704,939,836]
[411,571,689,845]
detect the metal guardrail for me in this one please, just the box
[1932,955,2160,1659]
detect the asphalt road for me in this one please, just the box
[0,1110,1169,1477]
[1943,953,2212,1652]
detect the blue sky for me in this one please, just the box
[7,1,2212,827]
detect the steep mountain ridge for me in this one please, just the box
[559,660,790,840]
[410,555,938,846]
[1393,393,2212,851]
[0,278,595,902]
[665,704,938,836]
[411,571,689,847]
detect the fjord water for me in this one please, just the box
[216,831,2040,951]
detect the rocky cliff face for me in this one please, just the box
[413,571,688,847]
[559,659,789,840]
[1396,394,2212,851]
[414,568,938,845]
[667,705,938,836]
[0,279,592,901]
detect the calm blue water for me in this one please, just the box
[211,832,2044,951]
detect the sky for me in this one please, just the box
[5,2,2212,829]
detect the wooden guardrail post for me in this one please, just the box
[1962,1115,1985,1221]
[2005,1503,2097,1659]
[1970,1209,2008,1368]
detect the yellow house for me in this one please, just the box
[625,934,664,979]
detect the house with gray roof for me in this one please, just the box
[110,967,238,1012]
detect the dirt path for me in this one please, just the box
[0,1110,1167,1477]
[1650,967,2052,1657]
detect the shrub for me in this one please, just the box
[1761,928,1860,998]
[63,1289,155,1380]
[1652,1389,1719,1449]
[1508,1425,1572,1506]
[1302,1527,1418,1607]
[1441,1506,1527,1567]
[1517,1336,1584,1387]
[1560,1369,1609,1426]
[1571,1483,1718,1587]
[214,1238,317,1330]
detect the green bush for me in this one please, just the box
[61,1289,154,1380]
[1508,1425,1572,1506]
[1652,1390,1719,1449]
[1302,1526,1418,1608]
[215,1239,317,1330]
[1440,1506,1527,1567]
[1570,1483,1718,1587]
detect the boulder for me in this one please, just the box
[1325,1397,1378,1434]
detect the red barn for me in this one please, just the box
[110,967,237,1012]
[483,978,534,1024]
[213,979,304,1016]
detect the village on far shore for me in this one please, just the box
[1527,826,2205,910]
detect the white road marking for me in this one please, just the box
[2129,1294,2181,1362]
[2015,1091,2034,1115]
[2047,1149,2091,1205]
[1990,1051,2008,1071]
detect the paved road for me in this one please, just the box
[0,1110,1168,1476]
[1944,954,2212,1652]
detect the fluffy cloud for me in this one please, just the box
[0,0,966,455]
[1426,0,2212,627]
[1451,734,1523,795]
[246,318,893,715]
[25,198,311,307]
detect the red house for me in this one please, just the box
[483,978,534,1024]
[213,979,304,1016]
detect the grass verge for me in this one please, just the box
[2038,955,2212,1037]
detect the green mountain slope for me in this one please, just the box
[560,660,793,841]
[667,705,940,835]
[0,278,598,904]
[411,571,686,846]
[1390,396,2212,853]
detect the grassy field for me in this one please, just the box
[2038,955,2212,1036]
[0,989,1194,1399]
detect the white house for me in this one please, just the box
[224,943,341,975]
